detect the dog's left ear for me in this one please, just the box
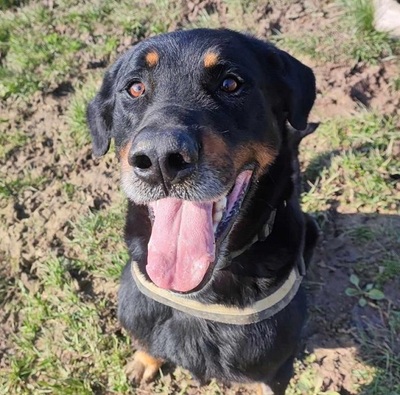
[266,47,316,131]
[87,56,125,157]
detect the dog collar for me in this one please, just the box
[131,259,304,325]
[130,207,306,324]
[131,257,304,325]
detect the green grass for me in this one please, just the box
[70,198,129,279]
[340,0,376,34]
[67,77,100,149]
[376,257,400,285]
[187,0,260,31]
[0,196,131,394]
[1,257,132,395]
[0,0,25,10]
[273,0,400,64]
[340,219,400,288]
[356,307,400,395]
[277,28,398,64]
[287,354,340,395]
[272,32,340,63]
[0,0,185,100]
[0,5,84,98]
[0,2,135,100]
[299,111,400,395]
[0,127,27,159]
[301,112,399,212]
[346,225,375,242]
[0,174,47,198]
[393,77,400,91]
[337,0,399,62]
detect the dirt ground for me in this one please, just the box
[0,1,399,394]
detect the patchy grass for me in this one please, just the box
[299,110,400,395]
[0,5,83,98]
[187,0,260,31]
[0,127,27,159]
[287,354,342,395]
[376,257,400,285]
[393,77,400,91]
[67,77,101,149]
[0,0,25,10]
[1,256,132,395]
[0,174,47,198]
[301,112,399,213]
[70,198,129,279]
[356,307,400,395]
[340,0,376,34]
[0,0,185,100]
[272,31,341,63]
[273,0,400,64]
[338,0,400,62]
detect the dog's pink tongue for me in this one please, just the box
[147,198,215,292]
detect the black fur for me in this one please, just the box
[88,29,318,394]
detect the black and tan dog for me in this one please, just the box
[87,28,319,394]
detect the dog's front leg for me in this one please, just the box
[125,350,164,384]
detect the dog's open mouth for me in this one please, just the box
[145,170,253,293]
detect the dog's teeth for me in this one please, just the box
[213,197,227,234]
[215,196,227,212]
[213,222,218,233]
[213,210,223,224]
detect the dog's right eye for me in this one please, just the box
[128,82,146,98]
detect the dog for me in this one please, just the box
[87,28,319,394]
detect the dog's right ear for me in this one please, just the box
[87,56,125,157]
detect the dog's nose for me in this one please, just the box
[129,130,200,185]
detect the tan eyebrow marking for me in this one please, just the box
[145,51,159,67]
[204,51,219,68]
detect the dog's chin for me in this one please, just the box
[133,169,255,295]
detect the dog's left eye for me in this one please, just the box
[220,77,240,93]
[128,82,146,98]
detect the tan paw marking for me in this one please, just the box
[258,383,274,395]
[125,350,164,384]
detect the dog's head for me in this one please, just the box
[88,29,315,294]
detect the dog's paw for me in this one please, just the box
[125,350,163,384]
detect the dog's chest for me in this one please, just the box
[119,272,282,382]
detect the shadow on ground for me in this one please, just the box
[296,147,400,395]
